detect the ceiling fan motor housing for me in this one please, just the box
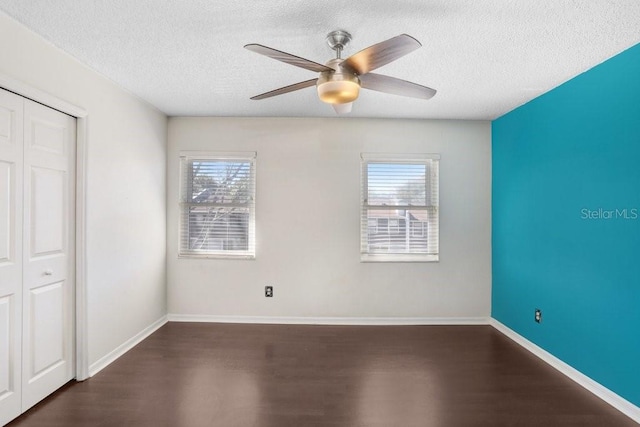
[316,58,361,104]
[326,30,352,56]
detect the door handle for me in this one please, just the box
[44,270,53,276]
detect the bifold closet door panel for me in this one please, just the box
[21,99,76,412]
[0,88,24,426]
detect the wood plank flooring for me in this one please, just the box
[8,323,637,426]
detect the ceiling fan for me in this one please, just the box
[244,30,437,114]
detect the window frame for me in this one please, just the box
[178,151,256,259]
[360,153,440,263]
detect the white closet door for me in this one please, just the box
[0,88,24,426]
[21,99,75,411]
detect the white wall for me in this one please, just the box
[0,12,168,366]
[168,117,491,319]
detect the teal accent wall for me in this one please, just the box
[492,43,640,407]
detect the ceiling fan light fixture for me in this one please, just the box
[317,80,360,104]
[316,72,360,104]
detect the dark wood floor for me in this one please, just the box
[8,323,637,427]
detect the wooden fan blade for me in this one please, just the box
[340,34,421,75]
[360,73,436,100]
[250,78,318,100]
[244,44,334,73]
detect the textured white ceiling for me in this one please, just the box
[1,1,639,119]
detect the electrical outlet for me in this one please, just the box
[535,308,542,323]
[265,286,273,297]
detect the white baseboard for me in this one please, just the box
[490,318,640,424]
[167,314,490,326]
[88,315,168,377]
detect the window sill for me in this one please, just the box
[178,252,255,260]
[360,253,439,263]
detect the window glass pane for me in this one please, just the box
[367,163,426,206]
[367,218,378,234]
[187,206,249,251]
[190,161,252,204]
[366,209,429,254]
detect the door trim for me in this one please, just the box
[0,73,89,381]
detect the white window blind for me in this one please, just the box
[179,152,256,258]
[360,153,439,262]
